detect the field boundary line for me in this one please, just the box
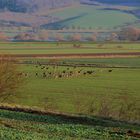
[0,104,139,126]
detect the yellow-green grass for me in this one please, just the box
[0,42,140,48]
[0,61,140,139]
[3,64,140,117]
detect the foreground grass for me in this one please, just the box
[0,109,140,140]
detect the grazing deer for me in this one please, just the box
[108,70,113,72]
[127,130,140,138]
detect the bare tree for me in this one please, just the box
[72,33,82,41]
[0,32,8,41]
[87,34,97,42]
[55,33,64,41]
[0,55,22,101]
[38,30,49,41]
[109,33,118,41]
[119,27,140,41]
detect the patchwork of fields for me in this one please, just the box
[0,42,139,120]
[0,42,140,55]
[0,42,140,139]
[0,0,140,139]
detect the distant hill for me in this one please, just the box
[0,0,76,13]
[0,0,139,13]
[0,0,28,13]
[84,0,140,6]
[0,0,140,36]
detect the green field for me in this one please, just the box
[0,2,140,139]
[45,5,138,30]
[1,57,139,122]
[0,42,140,139]
[0,42,140,54]
[60,58,140,67]
[0,42,140,121]
[0,109,139,140]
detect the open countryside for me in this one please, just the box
[0,0,140,140]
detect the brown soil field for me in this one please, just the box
[7,52,140,59]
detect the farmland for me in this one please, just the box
[0,108,140,140]
[0,42,139,120]
[0,0,140,139]
[0,42,140,139]
[0,42,140,55]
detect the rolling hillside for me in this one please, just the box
[42,4,137,30]
[81,0,140,6]
[0,0,140,37]
[92,0,140,6]
[0,0,76,13]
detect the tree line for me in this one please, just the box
[1,26,140,42]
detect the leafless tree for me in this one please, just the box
[119,27,140,41]
[72,33,82,41]
[0,32,8,41]
[0,55,22,101]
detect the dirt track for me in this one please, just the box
[7,52,140,59]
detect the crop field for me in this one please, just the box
[0,109,140,140]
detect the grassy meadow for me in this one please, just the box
[0,42,139,120]
[1,56,139,122]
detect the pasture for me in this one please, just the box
[2,58,139,121]
[0,42,140,139]
[0,42,140,121]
